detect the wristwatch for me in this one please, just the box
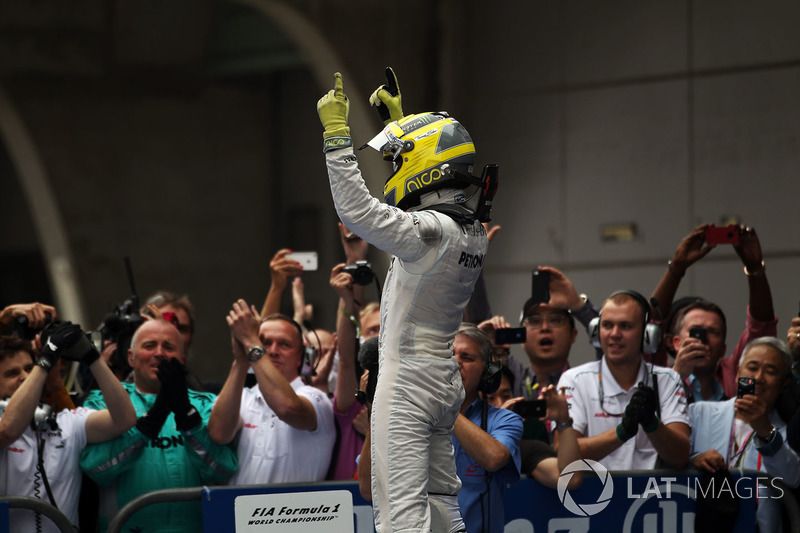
[556,418,574,431]
[35,357,53,372]
[756,425,777,444]
[247,346,265,363]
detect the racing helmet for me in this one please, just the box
[365,112,480,211]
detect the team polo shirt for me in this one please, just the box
[0,407,91,533]
[557,358,689,470]
[230,377,335,485]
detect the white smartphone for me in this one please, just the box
[287,251,318,271]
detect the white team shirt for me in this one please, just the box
[230,377,335,485]
[557,358,689,470]
[0,407,91,533]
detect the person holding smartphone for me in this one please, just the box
[317,70,495,532]
[651,225,778,400]
[690,337,800,532]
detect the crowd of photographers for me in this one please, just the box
[1,221,800,531]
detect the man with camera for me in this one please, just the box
[557,291,690,470]
[326,262,373,480]
[208,303,335,484]
[0,320,136,533]
[651,225,777,402]
[451,325,522,533]
[80,318,237,533]
[690,337,800,531]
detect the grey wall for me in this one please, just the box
[458,0,800,366]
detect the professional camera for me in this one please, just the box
[93,296,143,378]
[344,261,375,286]
[98,296,144,345]
[12,313,53,340]
[86,257,143,380]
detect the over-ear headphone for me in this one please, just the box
[300,345,318,379]
[0,400,57,432]
[588,290,661,354]
[478,360,503,394]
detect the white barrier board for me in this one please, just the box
[234,490,354,532]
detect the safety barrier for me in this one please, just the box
[102,470,800,533]
[0,496,76,533]
[773,477,800,529]
[107,487,204,533]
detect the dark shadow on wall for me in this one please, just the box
[0,142,53,307]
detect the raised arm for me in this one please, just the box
[339,222,369,309]
[261,249,303,317]
[84,357,137,443]
[318,73,442,262]
[540,265,601,356]
[0,302,56,334]
[542,385,582,489]
[209,301,260,444]
[650,225,712,319]
[252,357,318,431]
[235,299,317,430]
[719,227,778,396]
[733,227,774,323]
[331,263,358,413]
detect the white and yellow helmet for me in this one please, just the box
[366,112,479,211]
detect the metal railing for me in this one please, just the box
[107,487,204,533]
[0,496,76,533]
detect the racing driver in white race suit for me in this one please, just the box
[317,69,497,533]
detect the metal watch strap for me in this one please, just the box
[247,346,265,363]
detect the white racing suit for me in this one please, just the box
[325,147,488,532]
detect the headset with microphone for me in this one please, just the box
[588,290,662,355]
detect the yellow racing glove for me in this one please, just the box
[368,66,403,125]
[317,72,352,152]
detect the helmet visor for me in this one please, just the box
[366,124,401,152]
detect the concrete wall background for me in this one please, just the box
[1,0,798,381]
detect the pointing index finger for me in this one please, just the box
[333,72,344,97]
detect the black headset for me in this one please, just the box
[589,290,661,354]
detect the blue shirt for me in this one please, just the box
[687,373,726,402]
[453,399,523,533]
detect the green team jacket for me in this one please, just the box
[80,382,238,532]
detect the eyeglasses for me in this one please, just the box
[523,314,569,329]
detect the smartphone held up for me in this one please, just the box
[286,251,318,271]
[705,225,740,246]
[531,269,550,306]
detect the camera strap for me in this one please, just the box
[480,399,491,533]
